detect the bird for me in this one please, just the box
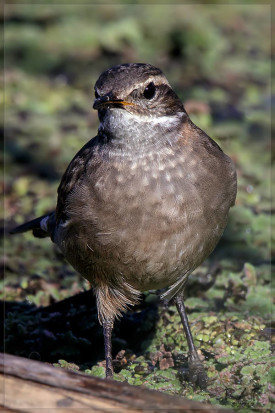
[10,63,237,389]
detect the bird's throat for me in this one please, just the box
[98,108,185,154]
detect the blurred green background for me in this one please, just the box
[2,3,273,412]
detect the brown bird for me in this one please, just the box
[10,63,237,389]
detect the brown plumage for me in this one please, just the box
[11,63,237,388]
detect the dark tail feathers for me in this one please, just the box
[10,212,56,238]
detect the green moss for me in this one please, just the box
[86,365,105,379]
[53,359,80,371]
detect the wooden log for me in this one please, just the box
[0,353,233,413]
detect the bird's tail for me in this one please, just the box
[10,211,56,238]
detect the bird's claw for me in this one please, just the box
[188,358,208,389]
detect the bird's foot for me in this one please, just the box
[105,358,114,380]
[187,357,208,389]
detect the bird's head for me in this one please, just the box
[93,63,187,148]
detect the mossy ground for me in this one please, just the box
[2,3,273,412]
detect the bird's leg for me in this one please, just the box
[174,293,208,389]
[102,318,114,379]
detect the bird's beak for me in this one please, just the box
[93,95,135,110]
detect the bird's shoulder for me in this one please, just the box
[179,118,236,175]
[56,135,101,222]
[177,118,237,205]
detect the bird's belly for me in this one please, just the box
[119,216,225,292]
[58,185,228,293]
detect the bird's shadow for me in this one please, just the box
[1,289,159,372]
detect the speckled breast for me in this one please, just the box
[55,139,236,293]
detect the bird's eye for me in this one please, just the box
[143,82,156,99]
[95,90,100,99]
